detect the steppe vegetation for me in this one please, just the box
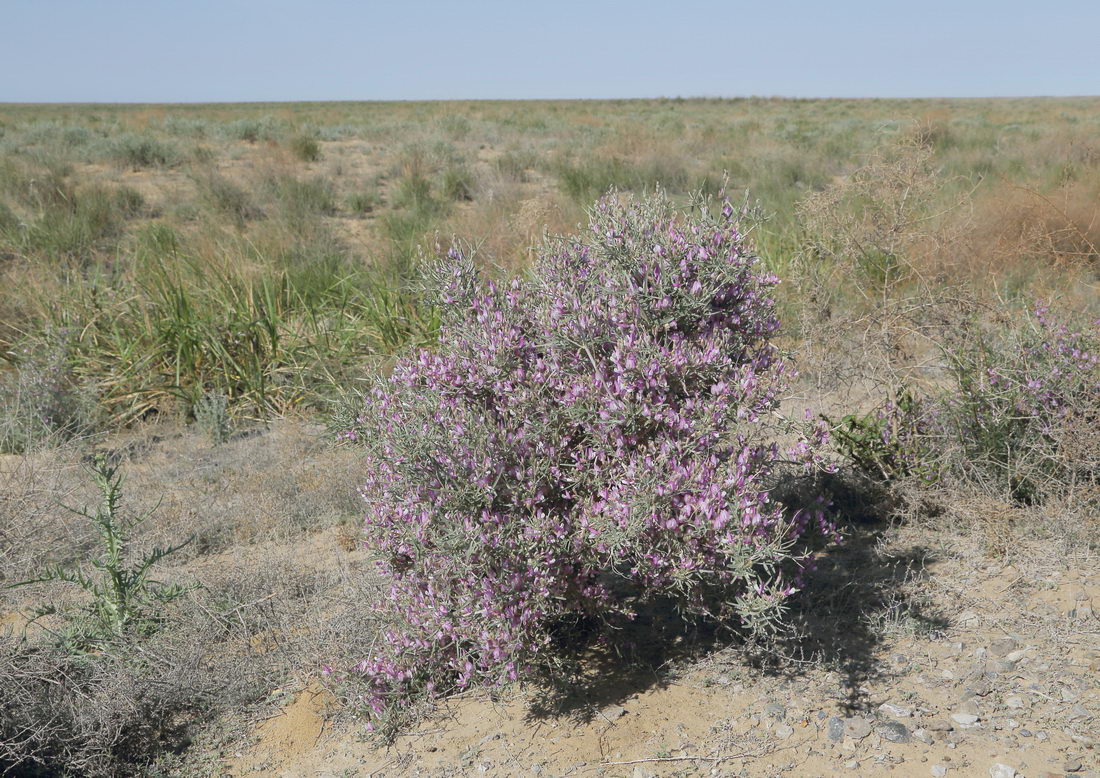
[0,98,1097,776]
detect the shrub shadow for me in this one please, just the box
[525,514,947,723]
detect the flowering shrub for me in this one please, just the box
[937,303,1099,503]
[342,192,834,733]
[847,304,1099,504]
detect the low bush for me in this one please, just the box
[838,303,1099,506]
[340,191,834,735]
[0,329,99,454]
[104,134,179,170]
[288,134,322,162]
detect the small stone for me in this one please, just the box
[1005,648,1030,663]
[844,760,860,770]
[1066,704,1091,722]
[604,704,628,720]
[951,713,979,726]
[844,718,873,739]
[775,724,794,740]
[931,767,948,778]
[914,728,934,744]
[1065,760,1083,773]
[764,702,787,720]
[963,680,992,699]
[880,703,913,718]
[877,720,911,743]
[988,765,1016,778]
[633,767,657,778]
[827,716,845,742]
[1005,695,1026,709]
[927,720,954,732]
[990,638,1019,657]
[946,641,965,656]
[1036,730,1049,741]
[1018,729,1033,738]
[958,700,981,716]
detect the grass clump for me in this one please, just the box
[191,170,259,226]
[104,133,179,170]
[346,186,381,215]
[287,133,322,162]
[441,164,476,201]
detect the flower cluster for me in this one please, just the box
[343,192,834,732]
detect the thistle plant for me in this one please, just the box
[342,191,834,734]
[7,456,193,652]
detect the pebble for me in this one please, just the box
[844,760,860,770]
[877,720,911,743]
[927,720,954,732]
[914,728,934,744]
[844,718,873,740]
[775,724,794,740]
[931,767,948,777]
[1005,695,1026,709]
[827,716,845,741]
[1065,760,1083,773]
[951,713,979,726]
[880,703,913,718]
[633,767,657,778]
[988,765,1016,778]
[764,702,787,720]
[1066,704,1091,722]
[990,638,1019,657]
[1036,730,1049,741]
[958,700,981,716]
[1019,729,1033,737]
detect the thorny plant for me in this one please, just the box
[338,191,836,736]
[6,455,194,653]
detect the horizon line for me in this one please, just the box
[3,94,1100,108]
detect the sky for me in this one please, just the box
[2,0,1098,103]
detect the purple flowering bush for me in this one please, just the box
[342,192,834,733]
[850,304,1100,504]
[935,303,1099,503]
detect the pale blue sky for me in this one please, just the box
[2,0,1098,102]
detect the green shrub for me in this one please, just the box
[554,156,694,202]
[288,134,322,162]
[346,187,381,215]
[192,171,259,226]
[441,165,476,201]
[268,175,336,220]
[104,134,178,170]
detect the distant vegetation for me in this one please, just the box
[1,98,1097,443]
